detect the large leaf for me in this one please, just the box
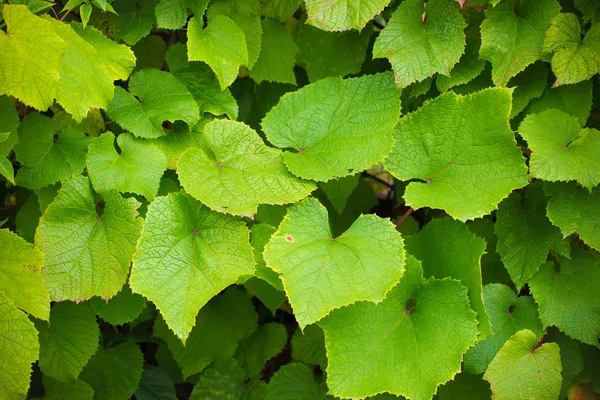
[304,0,390,31]
[373,0,466,87]
[519,109,600,192]
[191,359,267,399]
[528,249,600,347]
[79,342,144,400]
[384,88,528,221]
[262,73,400,181]
[86,132,168,200]
[109,0,157,46]
[130,192,255,341]
[13,113,90,190]
[480,0,561,86]
[153,287,257,377]
[36,176,142,301]
[0,293,40,400]
[464,284,544,374]
[483,329,562,400]
[36,301,99,382]
[107,68,200,139]
[319,256,478,400]
[0,228,49,320]
[264,197,406,328]
[178,119,315,216]
[405,217,492,338]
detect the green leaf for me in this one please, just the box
[436,37,487,93]
[178,119,316,216]
[405,217,492,338]
[88,284,147,326]
[264,197,406,328]
[155,0,189,30]
[235,322,287,376]
[13,113,90,190]
[132,35,167,70]
[291,324,327,368]
[250,18,298,85]
[544,182,600,251]
[318,256,479,400]
[266,362,332,399]
[155,118,212,170]
[573,0,600,23]
[16,194,42,243]
[0,292,40,400]
[109,0,157,46]
[262,72,400,181]
[107,68,200,139]
[526,79,593,126]
[43,377,94,400]
[36,176,142,301]
[547,331,585,399]
[36,301,99,382]
[483,329,562,400]
[153,287,257,378]
[250,223,282,290]
[130,192,255,341]
[0,96,19,183]
[507,61,548,119]
[187,14,248,90]
[519,109,600,191]
[0,228,49,320]
[373,0,466,87]
[318,174,360,214]
[167,44,239,119]
[260,0,301,21]
[479,0,561,86]
[528,249,600,347]
[494,183,563,289]
[80,3,92,27]
[80,342,144,400]
[135,366,177,400]
[87,132,168,200]
[543,13,582,53]
[244,277,285,313]
[297,22,371,83]
[384,88,528,221]
[437,373,491,400]
[304,0,389,31]
[191,359,267,400]
[467,218,511,285]
[464,284,544,374]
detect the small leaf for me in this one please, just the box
[135,366,177,400]
[88,284,147,326]
[191,359,267,399]
[235,322,287,376]
[304,0,390,31]
[266,362,332,399]
[109,0,157,46]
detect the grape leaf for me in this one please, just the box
[528,249,600,347]
[244,277,286,313]
[573,0,600,23]
[494,183,563,289]
[86,132,168,200]
[304,0,389,31]
[483,329,562,400]
[547,331,585,399]
[479,0,561,86]
[384,88,528,221]
[264,197,406,328]
[0,96,19,183]
[250,223,282,290]
[464,284,544,374]
[235,322,287,376]
[404,217,492,338]
[36,301,99,382]
[466,218,511,285]
[266,362,332,399]
[318,174,360,214]
[191,359,267,400]
[135,366,177,400]
[525,79,593,125]
[43,377,94,400]
[13,113,90,190]
[0,228,49,320]
[155,0,189,30]
[36,176,142,301]
[187,14,248,90]
[519,109,600,191]
[297,22,371,83]
[437,373,491,400]
[291,324,327,368]
[130,192,255,341]
[80,342,144,400]
[153,287,257,378]
[166,44,239,119]
[544,182,600,251]
[507,61,548,119]
[133,35,167,70]
[319,255,478,400]
[543,13,581,53]
[436,36,487,93]
[155,118,212,170]
[0,292,39,400]
[16,194,41,243]
[88,284,147,326]
[107,68,200,139]
[109,0,157,46]
[260,0,301,21]
[373,0,466,87]
[262,72,400,181]
[250,18,298,85]
[178,119,316,216]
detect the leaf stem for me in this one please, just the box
[395,207,414,228]
[60,8,72,22]
[361,172,393,188]
[0,202,25,211]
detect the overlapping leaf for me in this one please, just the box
[304,0,389,31]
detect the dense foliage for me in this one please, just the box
[1,0,599,399]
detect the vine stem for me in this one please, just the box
[532,327,557,352]
[59,8,72,22]
[0,202,25,211]
[395,207,414,228]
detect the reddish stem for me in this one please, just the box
[395,207,414,228]
[0,202,25,211]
